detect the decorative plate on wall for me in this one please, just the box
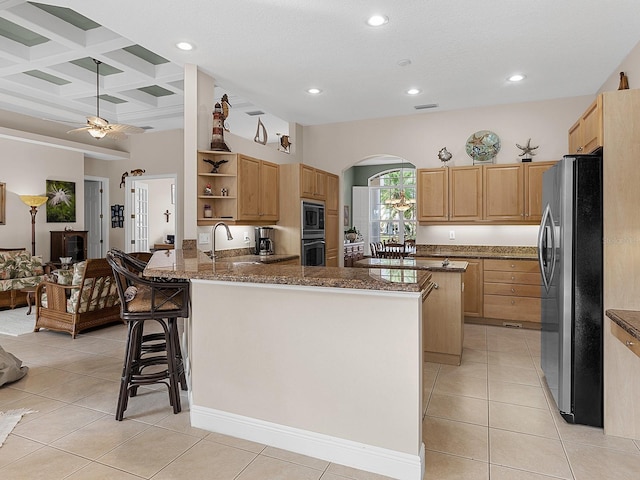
[465,130,501,163]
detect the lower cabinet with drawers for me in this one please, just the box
[483,259,541,328]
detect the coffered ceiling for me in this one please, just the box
[1,1,640,143]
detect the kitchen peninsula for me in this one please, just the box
[145,249,433,480]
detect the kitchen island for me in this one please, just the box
[145,249,432,480]
[354,258,468,365]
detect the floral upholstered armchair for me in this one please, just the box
[35,258,122,338]
[0,249,45,309]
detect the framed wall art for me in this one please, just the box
[46,179,76,223]
[111,204,124,228]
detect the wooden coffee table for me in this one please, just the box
[20,287,37,315]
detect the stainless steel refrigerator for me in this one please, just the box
[537,154,603,427]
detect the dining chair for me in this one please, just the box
[379,242,405,259]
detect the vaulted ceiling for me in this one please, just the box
[1,1,640,143]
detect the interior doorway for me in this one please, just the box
[84,176,109,258]
[124,174,177,253]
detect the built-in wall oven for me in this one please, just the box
[301,201,325,266]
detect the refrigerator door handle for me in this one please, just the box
[538,204,556,292]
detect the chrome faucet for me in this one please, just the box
[211,222,233,259]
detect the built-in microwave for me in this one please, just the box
[301,201,325,238]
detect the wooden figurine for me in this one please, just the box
[618,72,629,90]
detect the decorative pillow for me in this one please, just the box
[124,285,138,302]
[0,252,16,279]
[11,251,35,278]
[72,261,87,285]
[55,269,74,285]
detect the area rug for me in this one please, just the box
[0,308,35,336]
[0,409,36,447]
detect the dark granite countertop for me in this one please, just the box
[606,309,640,341]
[354,258,468,272]
[214,253,299,264]
[414,244,537,260]
[145,249,432,293]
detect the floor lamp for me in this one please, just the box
[19,195,48,256]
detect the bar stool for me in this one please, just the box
[111,249,187,393]
[107,249,189,421]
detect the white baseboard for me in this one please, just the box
[191,405,425,480]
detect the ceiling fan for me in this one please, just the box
[67,58,145,140]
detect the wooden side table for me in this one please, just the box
[20,286,37,315]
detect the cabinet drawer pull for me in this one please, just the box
[511,300,515,305]
[511,276,515,280]
[510,264,515,268]
[511,288,515,293]
[626,340,635,347]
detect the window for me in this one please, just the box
[369,168,416,244]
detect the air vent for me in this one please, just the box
[245,110,265,116]
[140,126,154,130]
[414,104,439,110]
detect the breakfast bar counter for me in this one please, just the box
[145,249,430,480]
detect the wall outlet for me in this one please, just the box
[243,231,250,241]
[449,230,456,240]
[198,233,210,244]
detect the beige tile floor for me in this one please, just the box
[0,321,639,479]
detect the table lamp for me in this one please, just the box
[20,195,48,255]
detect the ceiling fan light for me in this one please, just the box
[88,127,106,139]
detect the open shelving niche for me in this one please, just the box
[197,150,238,225]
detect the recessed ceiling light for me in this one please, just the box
[366,15,388,27]
[307,88,322,95]
[406,88,421,95]
[176,42,194,51]
[508,74,526,82]
[397,59,412,67]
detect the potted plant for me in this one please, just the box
[345,226,359,243]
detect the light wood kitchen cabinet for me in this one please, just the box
[450,166,483,221]
[483,259,541,326]
[483,164,524,221]
[423,270,464,365]
[237,155,279,223]
[417,165,483,223]
[568,95,603,154]
[197,151,279,225]
[325,210,339,266]
[483,161,556,222]
[524,161,556,222]
[417,168,448,222]
[301,164,327,201]
[324,173,340,266]
[459,258,483,318]
[279,163,339,261]
[420,256,483,318]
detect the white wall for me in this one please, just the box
[0,138,85,261]
[85,128,184,251]
[599,40,640,93]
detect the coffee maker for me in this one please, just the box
[255,227,275,255]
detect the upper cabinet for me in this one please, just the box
[417,166,482,222]
[418,161,556,224]
[568,95,603,154]
[301,164,327,201]
[483,164,524,221]
[450,166,483,221]
[237,155,279,223]
[196,151,279,225]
